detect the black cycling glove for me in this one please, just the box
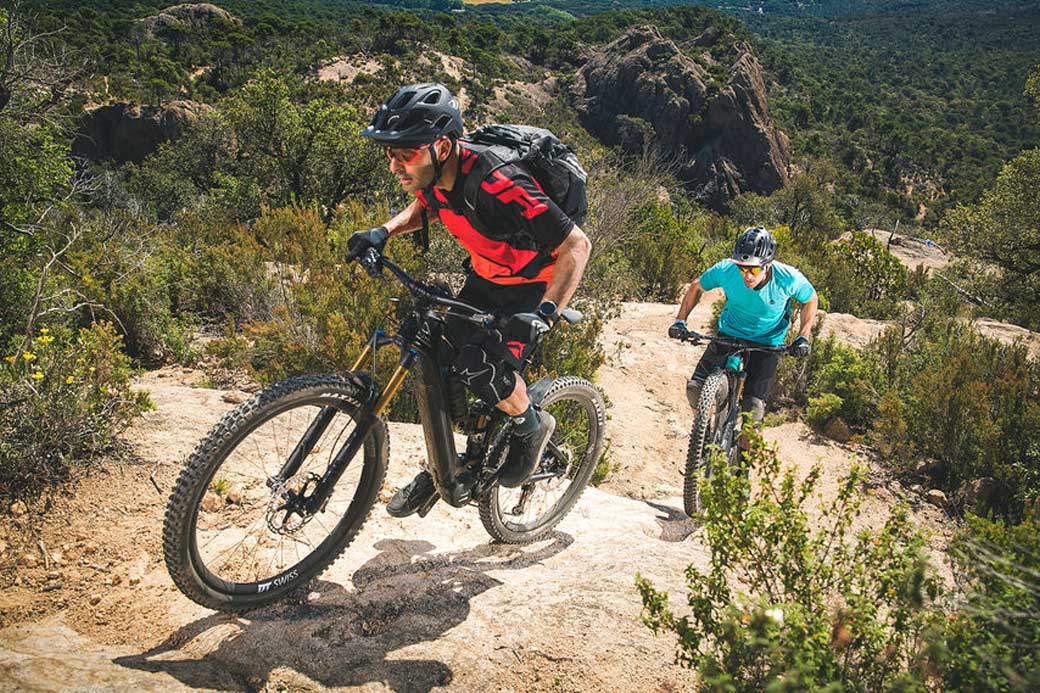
[347,226,389,260]
[506,312,552,343]
[788,336,811,358]
[668,320,689,340]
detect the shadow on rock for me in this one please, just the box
[643,500,700,542]
[115,532,573,692]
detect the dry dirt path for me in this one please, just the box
[0,304,954,692]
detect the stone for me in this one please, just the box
[73,100,211,164]
[200,492,223,513]
[571,26,790,211]
[225,485,243,505]
[221,391,245,404]
[955,477,1004,514]
[9,500,27,515]
[49,551,64,566]
[82,541,99,554]
[47,571,61,580]
[925,489,949,510]
[823,418,852,444]
[109,574,122,587]
[88,594,102,606]
[128,575,142,587]
[138,3,240,38]
[19,553,38,568]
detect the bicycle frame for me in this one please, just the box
[268,250,567,514]
[683,331,789,451]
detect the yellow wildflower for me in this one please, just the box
[39,327,49,334]
[22,351,36,361]
[89,366,96,372]
[36,335,54,345]
[31,371,44,380]
[4,355,15,364]
[66,376,75,384]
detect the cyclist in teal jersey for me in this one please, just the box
[668,227,819,438]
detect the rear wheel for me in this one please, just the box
[163,374,387,612]
[683,370,735,517]
[479,377,606,544]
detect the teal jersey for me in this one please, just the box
[699,260,815,346]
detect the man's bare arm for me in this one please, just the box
[798,291,819,339]
[676,278,704,322]
[541,226,591,312]
[384,199,425,238]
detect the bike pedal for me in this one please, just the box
[415,493,440,518]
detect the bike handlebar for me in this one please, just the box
[679,329,790,354]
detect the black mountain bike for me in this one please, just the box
[163,248,606,613]
[677,330,788,517]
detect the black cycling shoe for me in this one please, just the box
[499,411,557,488]
[386,470,438,518]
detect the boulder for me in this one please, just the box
[925,489,949,510]
[73,100,210,164]
[955,477,1004,515]
[138,4,240,39]
[571,26,790,210]
[823,417,852,444]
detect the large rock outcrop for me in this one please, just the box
[73,101,210,164]
[572,26,791,210]
[138,3,240,38]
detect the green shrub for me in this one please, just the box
[823,231,908,319]
[622,201,708,302]
[0,322,152,501]
[866,318,1040,518]
[806,392,843,428]
[938,511,1040,691]
[806,337,879,427]
[637,427,941,691]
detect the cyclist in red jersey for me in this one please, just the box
[348,83,592,518]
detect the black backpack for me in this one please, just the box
[460,124,588,227]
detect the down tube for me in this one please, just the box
[411,353,468,506]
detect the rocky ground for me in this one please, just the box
[0,303,961,692]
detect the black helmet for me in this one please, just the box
[361,83,463,146]
[732,226,777,266]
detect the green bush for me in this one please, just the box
[938,511,1040,691]
[637,427,941,691]
[620,201,709,302]
[806,392,843,428]
[824,231,909,319]
[0,322,152,501]
[866,317,1040,518]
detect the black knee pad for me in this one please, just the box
[685,378,703,409]
[454,344,516,405]
[746,396,766,425]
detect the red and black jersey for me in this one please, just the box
[415,145,575,285]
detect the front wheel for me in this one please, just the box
[683,370,735,517]
[162,374,388,612]
[478,377,606,544]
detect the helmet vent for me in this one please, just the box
[422,91,442,104]
[390,91,416,109]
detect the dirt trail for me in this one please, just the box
[0,303,954,692]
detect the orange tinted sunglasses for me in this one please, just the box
[737,264,764,277]
[384,143,433,165]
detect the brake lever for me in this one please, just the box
[360,248,383,278]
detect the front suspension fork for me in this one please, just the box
[266,335,415,515]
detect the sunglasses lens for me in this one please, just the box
[739,265,761,276]
[385,146,424,164]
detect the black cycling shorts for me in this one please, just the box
[444,273,545,405]
[691,337,780,403]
